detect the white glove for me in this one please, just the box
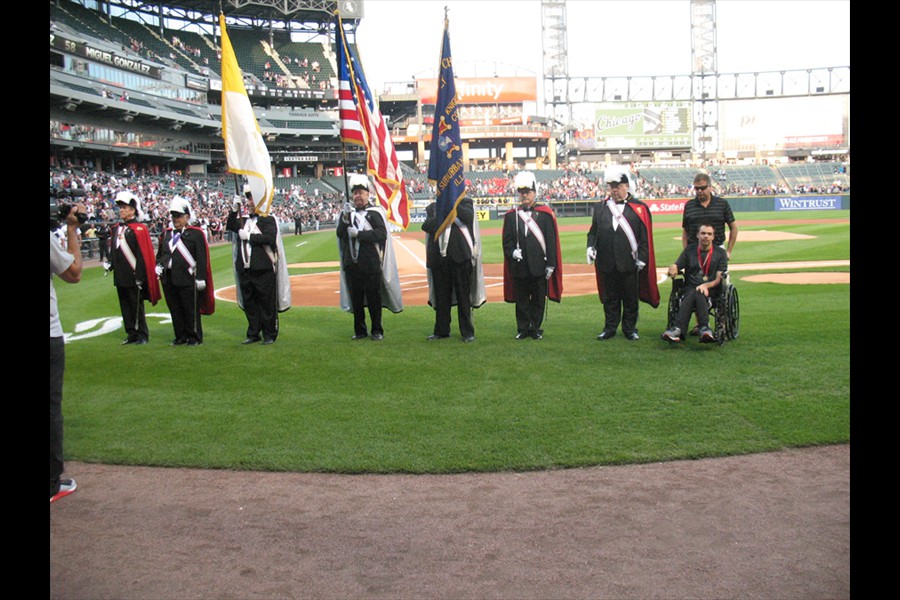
[545,267,555,280]
[587,247,597,263]
[635,259,646,271]
[238,229,250,241]
[195,279,207,292]
[103,260,112,272]
[347,226,359,238]
[232,196,242,212]
[512,248,523,261]
[155,264,164,277]
[342,202,353,216]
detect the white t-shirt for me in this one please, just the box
[50,230,74,338]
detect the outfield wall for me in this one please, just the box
[472,194,850,220]
[277,194,850,232]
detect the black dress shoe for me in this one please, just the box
[427,334,450,340]
[624,332,640,341]
[242,337,261,345]
[186,340,202,346]
[515,332,530,340]
[462,335,475,343]
[132,339,148,345]
[262,338,275,345]
[597,330,616,340]
[171,339,187,346]
[371,333,383,341]
[351,334,368,340]
[531,331,543,340]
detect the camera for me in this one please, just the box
[50,188,87,230]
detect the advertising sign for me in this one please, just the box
[588,101,691,149]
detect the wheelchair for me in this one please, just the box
[665,271,740,346]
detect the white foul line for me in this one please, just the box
[391,235,427,270]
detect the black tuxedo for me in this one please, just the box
[337,207,387,336]
[156,226,208,344]
[422,198,476,338]
[587,196,650,335]
[226,211,279,342]
[502,204,558,336]
[111,220,149,342]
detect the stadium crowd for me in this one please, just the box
[50,166,346,244]
[51,157,849,246]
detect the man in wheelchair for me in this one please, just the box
[662,223,728,344]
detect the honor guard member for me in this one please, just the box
[421,196,486,342]
[156,196,215,346]
[587,165,659,340]
[106,191,160,344]
[337,174,403,340]
[502,171,563,340]
[662,223,728,344]
[226,185,281,345]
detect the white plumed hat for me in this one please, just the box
[513,171,537,192]
[169,195,191,216]
[603,164,631,186]
[349,173,371,192]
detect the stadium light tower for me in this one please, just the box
[691,0,718,162]
[541,0,569,127]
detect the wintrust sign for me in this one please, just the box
[776,196,842,211]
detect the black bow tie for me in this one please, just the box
[615,200,625,205]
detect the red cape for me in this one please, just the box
[503,204,563,303]
[160,226,216,315]
[593,199,660,308]
[126,222,161,306]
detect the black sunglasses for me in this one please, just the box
[694,185,709,191]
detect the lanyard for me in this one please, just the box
[697,245,712,280]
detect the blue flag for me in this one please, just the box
[427,18,466,239]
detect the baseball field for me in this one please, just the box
[56,209,849,473]
[51,208,849,598]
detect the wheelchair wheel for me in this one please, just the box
[667,278,684,329]
[725,285,740,340]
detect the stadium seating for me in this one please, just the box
[637,167,698,189]
[51,1,128,48]
[712,165,781,190]
[778,162,850,191]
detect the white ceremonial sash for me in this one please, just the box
[240,218,276,269]
[171,230,197,275]
[350,210,375,263]
[606,199,639,262]
[517,210,547,256]
[117,226,137,271]
[240,218,253,268]
[439,218,475,258]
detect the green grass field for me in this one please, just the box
[56,210,850,473]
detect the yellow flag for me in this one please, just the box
[220,13,274,216]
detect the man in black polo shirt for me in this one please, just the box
[681,173,738,259]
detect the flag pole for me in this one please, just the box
[334,13,351,202]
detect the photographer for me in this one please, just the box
[50,193,86,503]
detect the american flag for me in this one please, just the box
[335,19,410,230]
